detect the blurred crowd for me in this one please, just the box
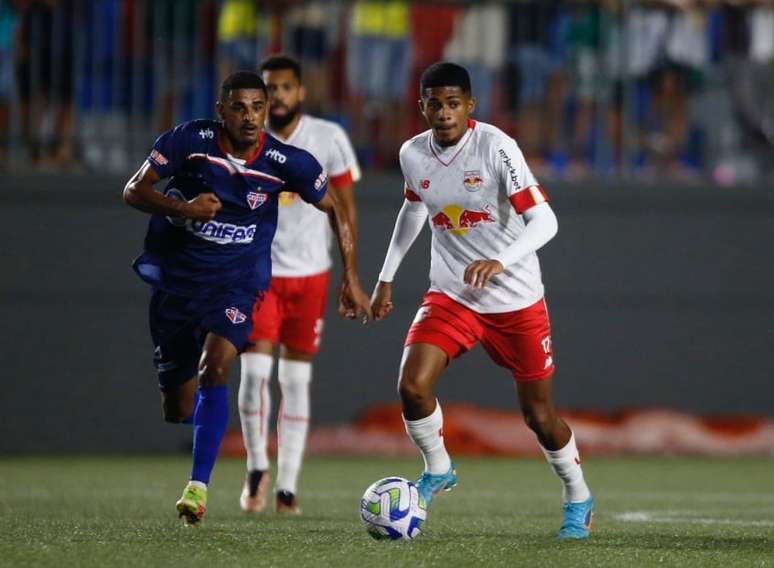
[2,0,774,184]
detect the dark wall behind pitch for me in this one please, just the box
[2,174,772,453]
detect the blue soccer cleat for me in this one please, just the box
[558,496,594,540]
[415,464,458,507]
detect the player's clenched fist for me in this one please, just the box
[184,192,222,221]
[370,281,394,321]
[463,259,504,289]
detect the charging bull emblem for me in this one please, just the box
[431,204,496,236]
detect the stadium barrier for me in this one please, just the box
[221,404,774,458]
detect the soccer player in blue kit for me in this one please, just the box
[123,71,372,524]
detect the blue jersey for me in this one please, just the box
[133,119,329,297]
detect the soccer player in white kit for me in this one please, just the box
[370,62,594,539]
[239,55,361,514]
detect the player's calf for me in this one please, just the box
[161,381,197,423]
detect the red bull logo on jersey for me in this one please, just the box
[279,191,300,207]
[246,191,267,210]
[463,170,483,192]
[225,307,247,324]
[431,204,496,236]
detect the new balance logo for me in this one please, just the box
[225,308,247,324]
[266,148,287,164]
[198,128,215,140]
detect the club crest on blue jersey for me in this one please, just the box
[246,191,267,210]
[225,307,247,324]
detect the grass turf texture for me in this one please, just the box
[1,456,772,567]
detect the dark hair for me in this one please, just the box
[220,71,267,101]
[259,54,302,81]
[420,62,471,95]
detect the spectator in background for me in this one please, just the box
[407,1,460,135]
[505,1,567,177]
[15,0,76,169]
[442,3,507,123]
[625,0,710,178]
[346,0,411,167]
[0,0,23,167]
[217,0,271,85]
[712,0,774,184]
[564,0,624,177]
[284,2,342,115]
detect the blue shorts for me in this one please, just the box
[149,288,259,392]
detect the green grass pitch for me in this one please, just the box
[1,456,772,567]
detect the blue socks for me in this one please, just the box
[190,385,229,484]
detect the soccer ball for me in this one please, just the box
[359,477,428,541]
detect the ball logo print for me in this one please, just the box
[360,477,427,541]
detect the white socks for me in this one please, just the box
[403,400,452,475]
[238,353,274,472]
[540,432,591,503]
[276,359,312,494]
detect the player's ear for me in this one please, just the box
[298,84,307,103]
[215,100,225,121]
[467,95,476,116]
[417,98,425,115]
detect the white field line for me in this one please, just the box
[613,511,774,527]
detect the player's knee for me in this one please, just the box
[398,375,432,408]
[198,360,229,388]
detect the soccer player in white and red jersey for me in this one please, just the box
[370,62,594,539]
[238,54,362,514]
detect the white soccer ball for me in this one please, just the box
[360,477,428,541]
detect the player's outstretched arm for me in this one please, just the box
[464,202,558,289]
[122,161,222,221]
[314,190,373,323]
[370,198,428,320]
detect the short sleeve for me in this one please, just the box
[147,123,191,179]
[326,124,362,188]
[495,136,548,214]
[283,147,329,205]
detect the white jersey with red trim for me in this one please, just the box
[399,120,549,313]
[268,115,361,277]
